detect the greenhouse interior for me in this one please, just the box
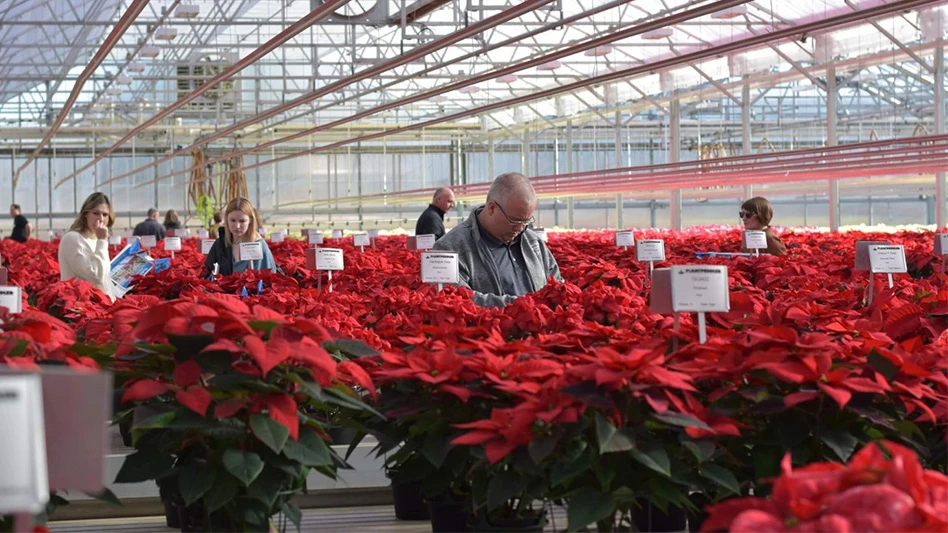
[0,0,946,532]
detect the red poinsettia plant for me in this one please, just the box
[702,440,948,532]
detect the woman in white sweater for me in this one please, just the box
[58,192,116,302]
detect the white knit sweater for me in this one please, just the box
[58,230,115,302]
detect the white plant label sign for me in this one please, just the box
[108,235,122,246]
[353,234,371,247]
[0,374,49,514]
[0,286,23,314]
[635,239,666,262]
[238,242,264,262]
[670,265,730,313]
[868,245,907,273]
[331,229,343,239]
[139,235,157,248]
[935,234,948,255]
[308,232,324,245]
[200,239,215,255]
[415,234,436,250]
[271,232,285,243]
[421,252,459,284]
[743,230,768,250]
[174,229,189,238]
[316,248,345,271]
[163,237,182,252]
[615,230,635,247]
[368,229,380,239]
[198,229,210,239]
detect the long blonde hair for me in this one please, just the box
[70,192,115,234]
[223,197,259,247]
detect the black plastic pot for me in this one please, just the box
[327,426,359,446]
[470,510,547,532]
[390,477,429,520]
[162,494,182,529]
[428,493,471,533]
[632,500,687,533]
[178,500,207,532]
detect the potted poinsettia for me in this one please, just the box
[111,296,380,531]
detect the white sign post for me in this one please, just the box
[0,374,49,517]
[353,233,370,253]
[615,230,635,250]
[368,229,380,249]
[315,248,345,293]
[139,235,157,249]
[670,265,730,344]
[163,236,182,259]
[935,234,948,278]
[635,239,666,282]
[867,244,907,304]
[421,251,459,292]
[742,230,768,257]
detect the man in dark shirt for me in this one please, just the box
[133,208,165,241]
[9,204,31,243]
[414,187,455,240]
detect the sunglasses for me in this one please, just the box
[739,211,756,220]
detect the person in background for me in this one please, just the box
[211,210,223,234]
[204,197,277,278]
[133,208,165,241]
[58,192,115,302]
[9,204,31,243]
[739,196,787,256]
[415,187,455,240]
[163,209,181,233]
[434,173,561,307]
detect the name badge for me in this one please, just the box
[742,230,768,250]
[353,234,370,247]
[670,265,730,313]
[163,237,182,251]
[238,241,264,262]
[868,245,907,273]
[139,235,157,248]
[635,239,666,262]
[421,252,459,284]
[615,230,635,247]
[316,248,345,271]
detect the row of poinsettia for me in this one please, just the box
[0,229,946,531]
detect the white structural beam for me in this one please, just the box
[936,46,946,229]
[742,82,753,200]
[670,97,682,230]
[827,65,840,232]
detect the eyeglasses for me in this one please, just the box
[494,201,535,228]
[739,211,755,220]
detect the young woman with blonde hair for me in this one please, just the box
[58,192,116,301]
[204,197,277,277]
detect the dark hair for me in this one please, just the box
[213,211,223,224]
[11,204,20,211]
[164,209,179,226]
[741,197,774,227]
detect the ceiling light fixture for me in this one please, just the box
[174,4,200,18]
[642,28,673,40]
[495,74,519,83]
[140,45,160,58]
[711,6,748,19]
[537,60,562,71]
[585,45,613,57]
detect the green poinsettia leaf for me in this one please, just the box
[222,449,264,487]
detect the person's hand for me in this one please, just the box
[94,222,109,240]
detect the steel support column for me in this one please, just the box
[742,83,753,200]
[615,110,623,229]
[670,98,682,230]
[935,46,945,229]
[827,66,840,231]
[566,120,574,229]
[522,131,530,176]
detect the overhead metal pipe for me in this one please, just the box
[84,0,560,190]
[136,0,753,189]
[178,0,945,193]
[11,0,151,188]
[52,0,352,189]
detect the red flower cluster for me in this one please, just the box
[702,440,948,532]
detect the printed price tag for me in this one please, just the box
[636,239,666,262]
[670,265,730,313]
[368,229,380,239]
[415,234,436,250]
[198,229,210,239]
[316,248,345,271]
[174,229,189,238]
[331,229,343,239]
[271,232,285,243]
[163,237,182,251]
[935,234,948,255]
[615,230,635,247]
[308,232,324,245]
[743,230,768,250]
[238,242,264,262]
[108,235,122,246]
[0,286,23,314]
[200,239,215,254]
[353,234,371,247]
[868,245,907,273]
[421,252,459,284]
[139,235,157,248]
[0,374,49,514]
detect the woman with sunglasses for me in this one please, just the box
[739,197,787,256]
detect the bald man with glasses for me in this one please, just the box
[433,172,562,307]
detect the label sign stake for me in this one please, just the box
[368,229,380,249]
[139,235,157,248]
[198,229,210,239]
[353,233,370,252]
[867,244,907,304]
[0,374,49,515]
[271,232,285,243]
[163,236,181,259]
[307,231,324,245]
[238,241,264,263]
[421,252,459,292]
[108,234,122,249]
[200,239,215,255]
[742,230,768,257]
[935,234,948,278]
[315,248,344,293]
[615,230,635,249]
[331,229,343,239]
[636,239,666,282]
[0,286,23,314]
[413,234,436,251]
[670,265,730,344]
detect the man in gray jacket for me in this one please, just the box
[433,172,562,307]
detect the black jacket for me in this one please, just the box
[415,204,446,240]
[133,219,165,241]
[205,227,235,278]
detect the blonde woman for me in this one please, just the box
[204,197,277,278]
[58,192,116,302]
[739,196,787,256]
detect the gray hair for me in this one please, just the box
[432,187,453,202]
[147,207,159,218]
[486,172,535,207]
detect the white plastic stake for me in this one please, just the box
[697,312,707,344]
[887,273,893,288]
[437,283,443,292]
[328,271,333,293]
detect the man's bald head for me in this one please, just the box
[432,187,455,212]
[486,172,535,208]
